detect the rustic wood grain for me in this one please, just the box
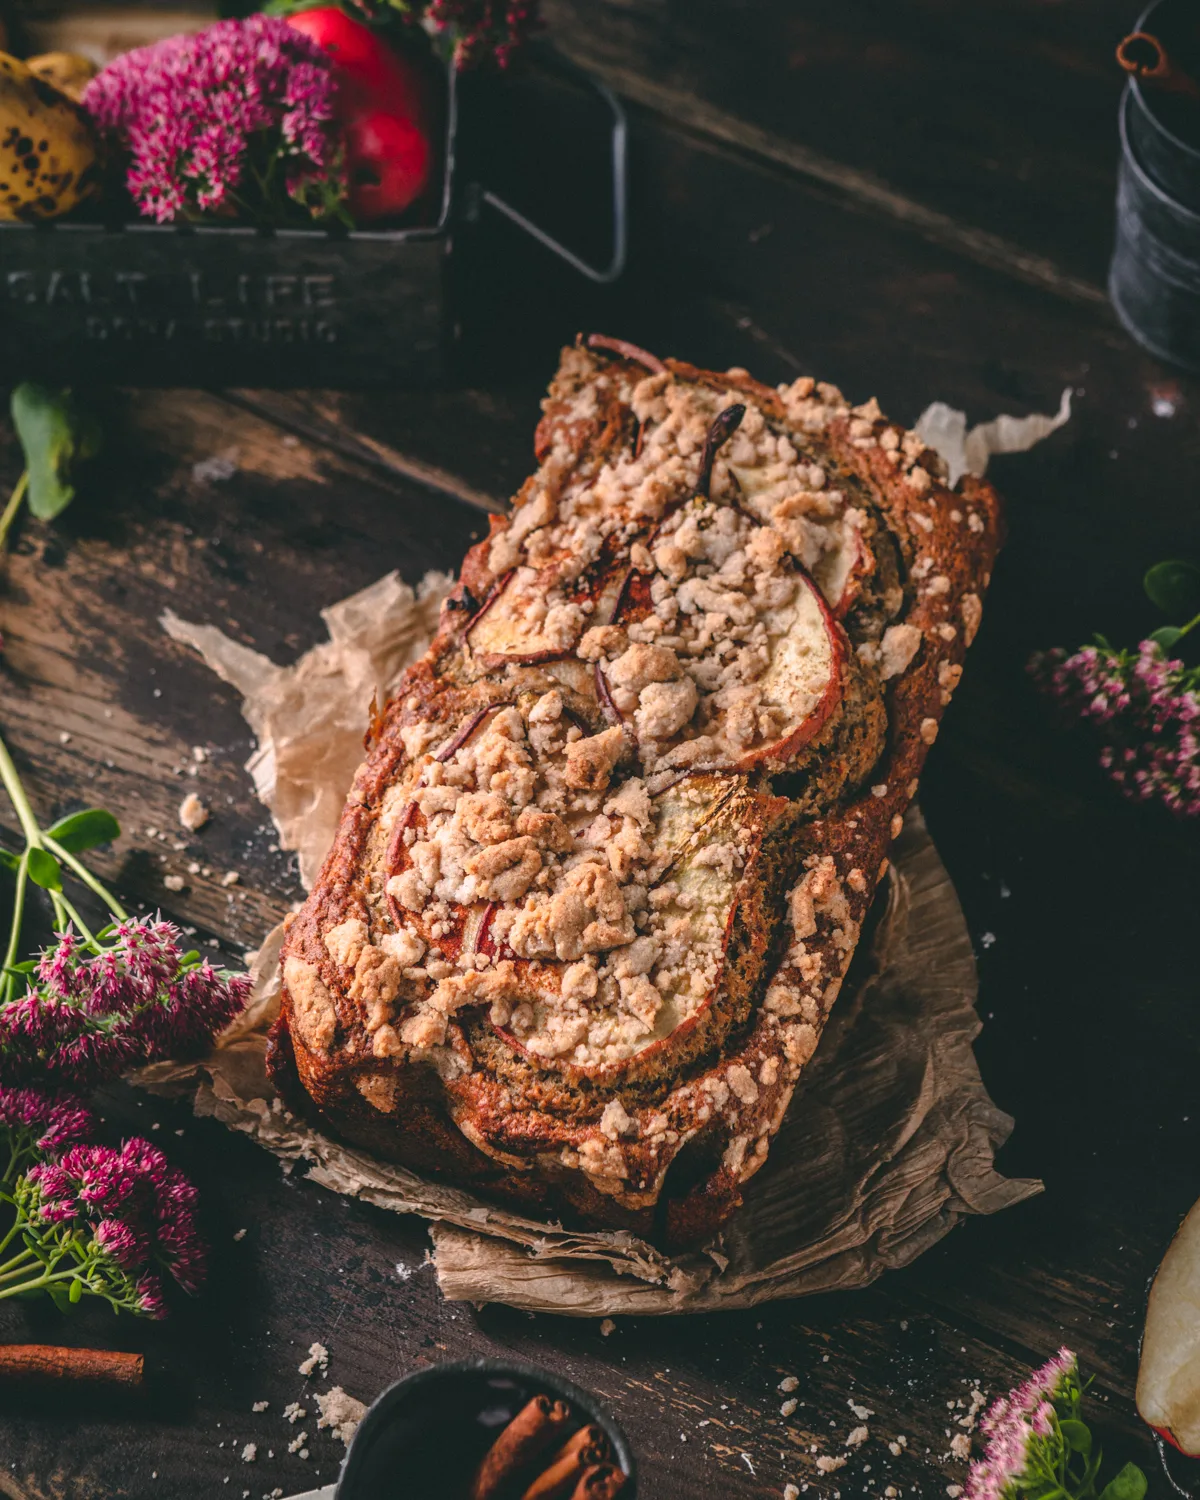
[2,5,1199,1498]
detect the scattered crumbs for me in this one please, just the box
[780,1399,798,1418]
[947,1489,964,1498]
[145,827,159,838]
[222,871,240,887]
[179,793,210,832]
[193,454,238,484]
[163,874,185,892]
[957,1389,987,1432]
[288,1433,308,1455]
[821,1354,829,1363]
[59,732,71,745]
[845,1425,869,1448]
[188,862,201,875]
[394,1261,412,1280]
[779,1376,800,1393]
[193,746,207,762]
[815,1455,846,1473]
[784,1487,800,1500]
[888,1435,909,1456]
[950,1432,971,1461]
[315,1387,367,1446]
[848,1400,873,1422]
[980,931,996,949]
[600,1318,616,1338]
[283,1403,306,1424]
[233,1228,247,1242]
[251,1401,268,1413]
[240,1444,257,1463]
[298,1343,329,1377]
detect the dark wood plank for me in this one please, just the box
[545,0,1135,291]
[2,11,1199,1497]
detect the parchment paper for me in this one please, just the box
[148,570,1042,1314]
[916,389,1072,488]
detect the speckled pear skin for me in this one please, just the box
[0,52,100,221]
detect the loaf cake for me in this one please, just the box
[268,336,1003,1248]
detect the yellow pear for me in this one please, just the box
[0,51,99,221]
[26,52,99,104]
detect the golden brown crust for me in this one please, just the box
[268,342,1002,1248]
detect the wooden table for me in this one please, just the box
[2,3,1197,1495]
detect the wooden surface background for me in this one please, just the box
[2,2,1199,1496]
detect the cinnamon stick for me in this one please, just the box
[569,1465,627,1500]
[469,1394,572,1500]
[520,1426,610,1500]
[1117,31,1200,99]
[0,1345,143,1386]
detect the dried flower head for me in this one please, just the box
[0,1085,95,1160]
[967,1349,1078,1500]
[82,15,347,224]
[28,1135,207,1302]
[1029,638,1200,818]
[0,917,250,1088]
[424,0,541,69]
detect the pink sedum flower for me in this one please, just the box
[425,0,542,69]
[0,917,249,1088]
[29,1135,207,1305]
[1030,639,1200,817]
[0,1085,95,1154]
[967,1348,1077,1500]
[82,15,346,223]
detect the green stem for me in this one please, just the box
[0,731,129,978]
[0,1264,84,1301]
[1176,606,1200,644]
[0,471,28,554]
[0,1248,39,1283]
[1,852,29,1001]
[57,893,100,951]
[43,836,128,923]
[0,736,42,850]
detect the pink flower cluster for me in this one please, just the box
[30,1136,206,1313]
[425,0,542,69]
[1029,639,1200,817]
[0,1085,95,1154]
[82,15,345,223]
[966,1348,1076,1500]
[0,918,250,1087]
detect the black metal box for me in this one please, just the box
[0,52,624,387]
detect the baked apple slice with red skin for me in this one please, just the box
[487,777,779,1089]
[736,566,848,772]
[813,523,873,619]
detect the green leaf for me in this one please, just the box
[26,848,62,892]
[1149,625,1184,650]
[46,807,120,853]
[0,849,18,873]
[1145,559,1200,620]
[1097,1462,1148,1500]
[10,383,102,523]
[2,961,37,976]
[1059,1418,1092,1455]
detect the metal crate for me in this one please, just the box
[0,49,626,387]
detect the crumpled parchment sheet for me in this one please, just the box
[150,391,1061,1311]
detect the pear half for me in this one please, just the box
[1138,1195,1200,1455]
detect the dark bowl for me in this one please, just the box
[335,1357,638,1500]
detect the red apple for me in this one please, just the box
[286,8,434,221]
